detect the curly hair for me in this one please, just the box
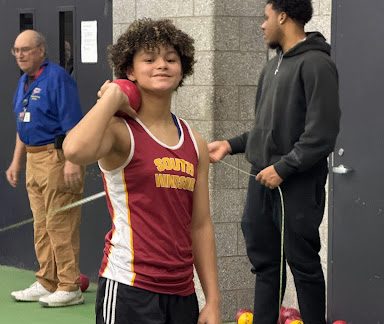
[267,0,313,26]
[109,18,195,87]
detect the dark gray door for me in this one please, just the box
[0,0,112,280]
[328,0,384,323]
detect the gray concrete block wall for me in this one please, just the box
[207,4,265,321]
[112,0,332,321]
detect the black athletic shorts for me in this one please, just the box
[95,277,199,324]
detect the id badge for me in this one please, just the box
[23,112,31,122]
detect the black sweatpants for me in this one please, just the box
[241,167,327,324]
[95,277,199,324]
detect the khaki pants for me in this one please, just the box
[26,148,84,292]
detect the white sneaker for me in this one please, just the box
[39,289,84,307]
[11,281,51,302]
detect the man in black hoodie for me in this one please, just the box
[208,1,340,323]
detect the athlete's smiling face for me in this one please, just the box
[127,45,183,94]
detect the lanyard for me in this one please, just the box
[22,66,45,115]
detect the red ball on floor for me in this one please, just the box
[279,307,301,324]
[79,273,89,292]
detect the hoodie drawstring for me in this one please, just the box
[274,53,283,75]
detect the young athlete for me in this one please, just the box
[63,18,221,324]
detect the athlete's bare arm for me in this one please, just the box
[63,81,132,169]
[191,130,221,324]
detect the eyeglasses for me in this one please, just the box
[11,46,38,56]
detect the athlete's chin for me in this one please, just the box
[149,83,178,93]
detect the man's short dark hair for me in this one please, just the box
[267,0,313,26]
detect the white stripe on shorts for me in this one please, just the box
[103,279,118,324]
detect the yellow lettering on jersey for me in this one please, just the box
[153,158,194,177]
[154,158,166,172]
[186,163,194,176]
[176,159,186,173]
[154,174,196,192]
[155,172,169,187]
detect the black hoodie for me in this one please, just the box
[228,32,340,179]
